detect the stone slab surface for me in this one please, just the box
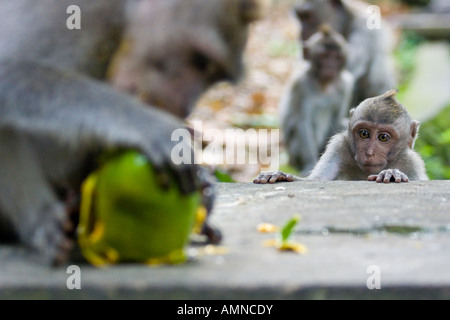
[0,181,449,299]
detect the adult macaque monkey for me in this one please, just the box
[0,0,267,265]
[109,0,270,118]
[280,25,354,174]
[255,90,429,184]
[294,0,396,105]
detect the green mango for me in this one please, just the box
[77,151,204,266]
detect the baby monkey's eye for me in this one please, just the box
[378,133,391,143]
[358,130,370,139]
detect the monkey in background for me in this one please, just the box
[109,0,269,118]
[0,0,267,265]
[255,90,429,184]
[280,25,354,174]
[294,0,397,106]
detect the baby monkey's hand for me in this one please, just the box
[253,171,295,184]
[368,169,409,183]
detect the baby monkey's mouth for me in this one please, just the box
[363,163,383,168]
[360,162,386,175]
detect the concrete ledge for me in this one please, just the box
[1,181,449,299]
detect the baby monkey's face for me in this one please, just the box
[351,121,400,175]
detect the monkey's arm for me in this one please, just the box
[336,71,355,123]
[253,133,350,184]
[306,133,348,181]
[297,118,320,171]
[345,21,373,81]
[322,72,354,150]
[406,150,429,181]
[280,76,320,171]
[0,59,199,192]
[0,60,209,263]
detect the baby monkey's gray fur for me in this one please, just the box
[255,90,428,184]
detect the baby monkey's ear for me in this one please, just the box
[349,108,356,118]
[409,120,421,149]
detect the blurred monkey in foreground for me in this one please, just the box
[0,0,268,264]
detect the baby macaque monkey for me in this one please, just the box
[280,25,354,174]
[255,90,429,184]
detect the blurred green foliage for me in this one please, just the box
[394,32,449,180]
[394,31,425,96]
[399,0,432,6]
[279,163,300,175]
[415,104,450,180]
[268,39,299,58]
[214,168,236,182]
[231,113,280,129]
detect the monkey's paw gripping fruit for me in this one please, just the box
[77,151,205,267]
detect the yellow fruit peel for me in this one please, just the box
[261,214,308,255]
[257,223,279,233]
